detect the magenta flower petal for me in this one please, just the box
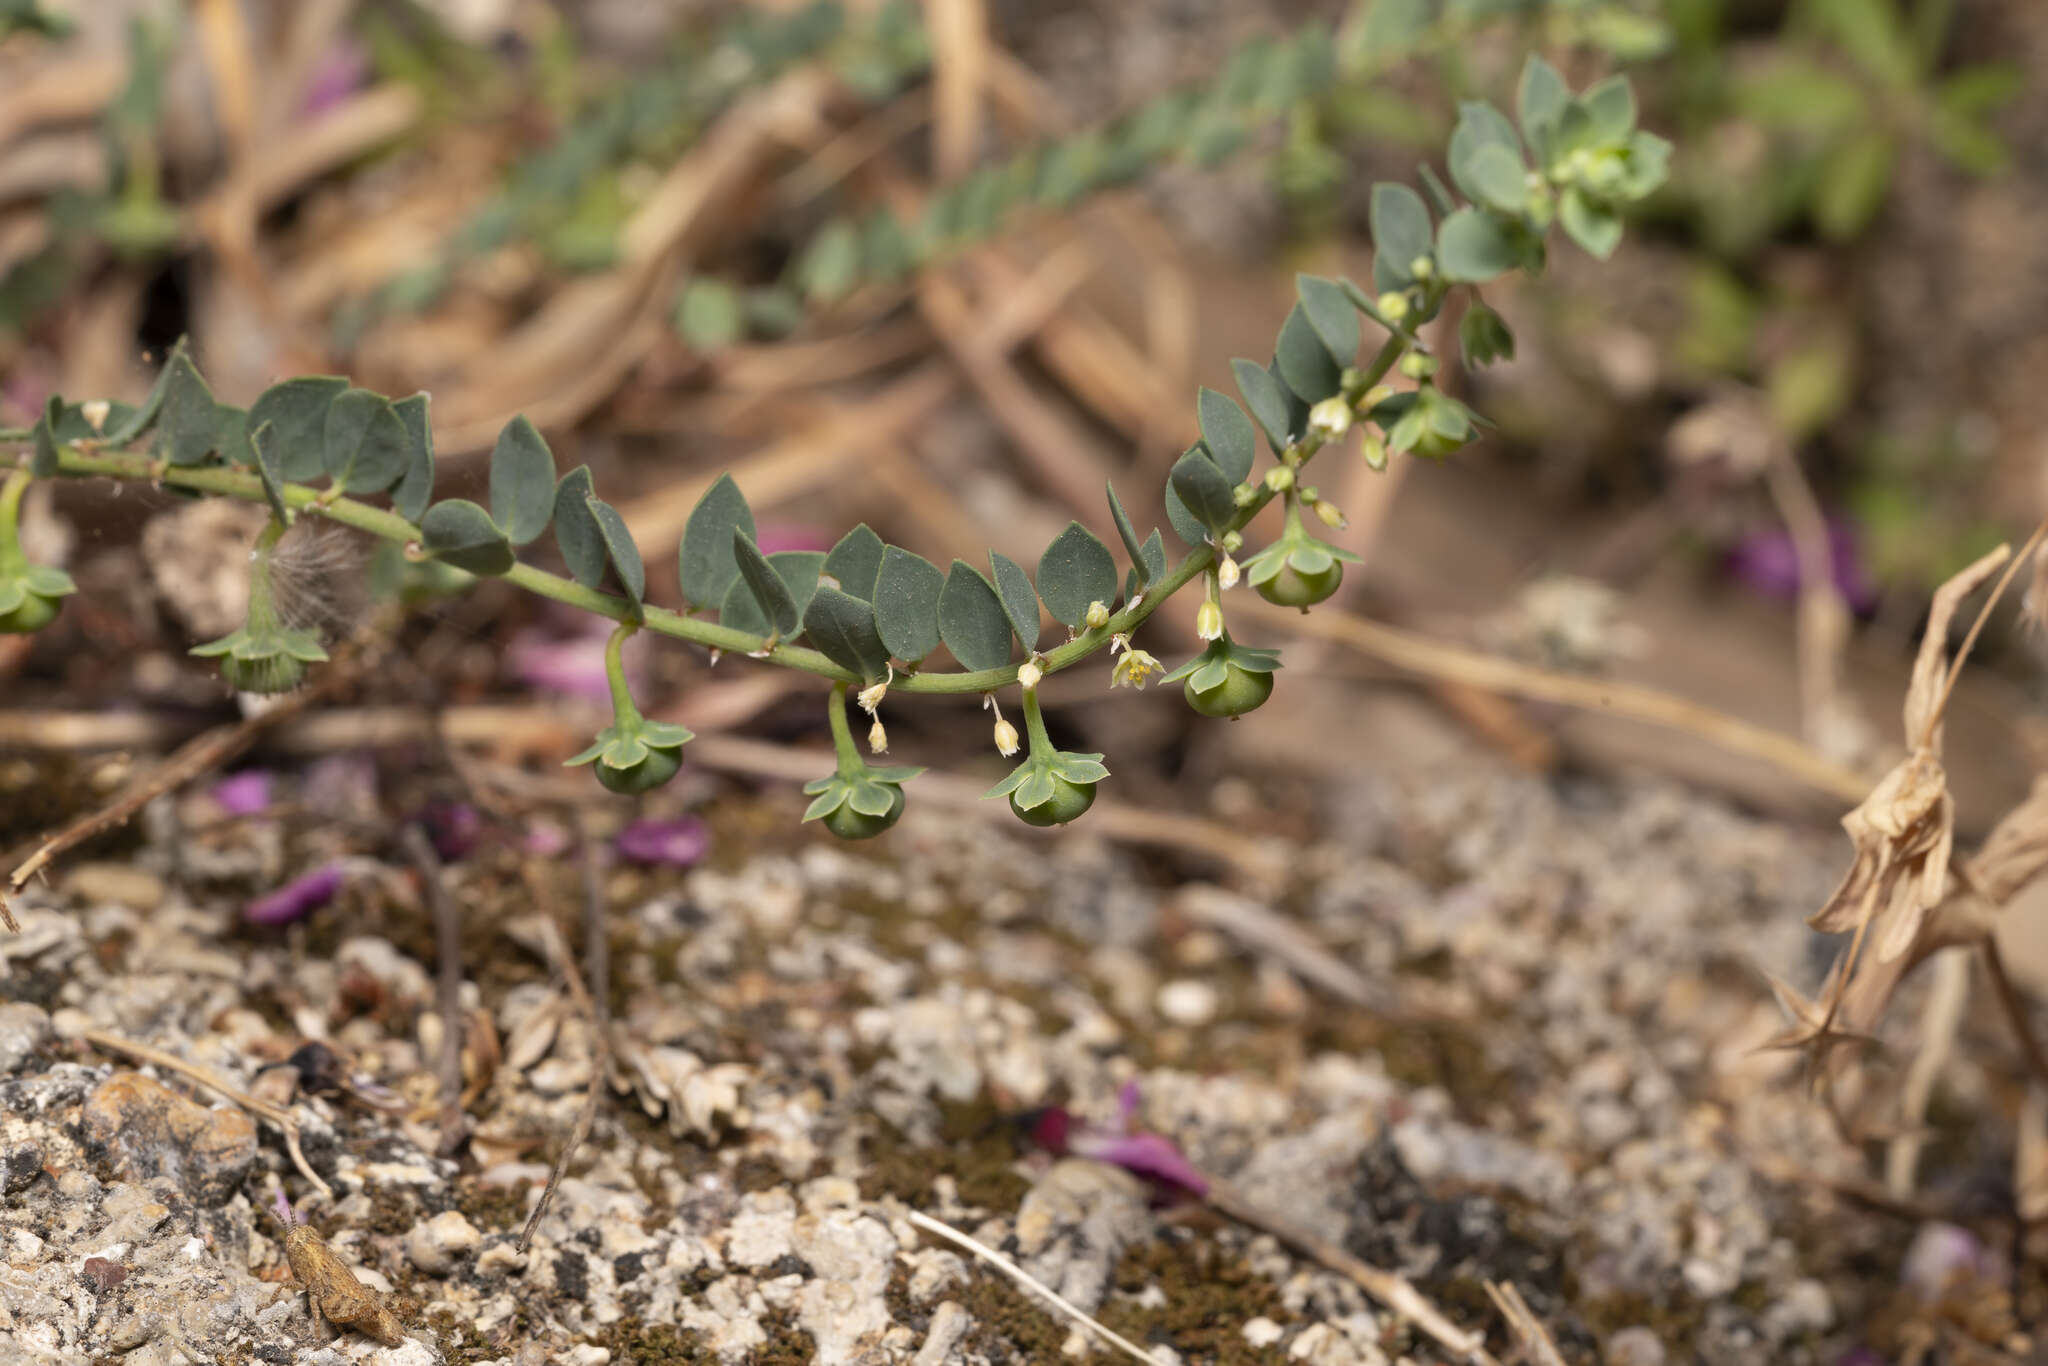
[615,816,711,867]
[523,819,572,859]
[299,40,369,119]
[1900,1221,1986,1302]
[421,802,482,861]
[245,862,347,926]
[1069,1130,1209,1199]
[1726,518,1877,613]
[211,770,273,816]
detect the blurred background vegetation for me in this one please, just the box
[1,0,2043,820]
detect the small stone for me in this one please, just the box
[82,1073,256,1207]
[0,1003,51,1074]
[1763,1278,1834,1338]
[562,1347,610,1366]
[64,863,165,911]
[1243,1317,1286,1348]
[1,1143,43,1194]
[102,1312,160,1351]
[80,1257,127,1292]
[1605,1326,1666,1366]
[1156,979,1219,1027]
[405,1210,482,1274]
[1015,1160,1152,1312]
[913,1301,971,1366]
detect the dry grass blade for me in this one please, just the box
[1484,1282,1567,1366]
[1242,598,1873,804]
[81,1028,332,1200]
[904,1209,1167,1366]
[400,826,469,1156]
[923,0,989,181]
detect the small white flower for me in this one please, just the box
[1017,660,1043,691]
[1216,555,1241,591]
[856,680,888,713]
[993,717,1020,756]
[868,718,888,754]
[81,400,110,433]
[1196,600,1224,641]
[1307,396,1353,441]
[1111,648,1162,689]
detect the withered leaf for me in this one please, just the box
[283,1223,405,1346]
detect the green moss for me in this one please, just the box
[1098,1233,1293,1366]
[859,1094,1031,1211]
[455,1177,534,1236]
[592,1318,712,1364]
[959,1267,1075,1362]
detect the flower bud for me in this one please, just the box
[81,400,110,434]
[868,718,888,753]
[994,717,1020,756]
[1264,466,1295,493]
[1399,352,1438,381]
[1314,499,1347,530]
[1307,397,1353,441]
[1359,431,1388,471]
[1232,482,1259,508]
[1196,599,1224,641]
[1377,292,1410,322]
[1084,600,1111,630]
[1017,660,1042,691]
[1220,530,1243,553]
[1216,554,1240,591]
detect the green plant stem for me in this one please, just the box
[603,621,640,722]
[826,681,863,775]
[1019,685,1053,758]
[0,470,28,571]
[31,333,1404,695]
[243,517,287,627]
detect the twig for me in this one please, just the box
[1983,937,2048,1089]
[519,818,612,1252]
[80,1027,333,1200]
[3,655,356,930]
[1245,598,1875,805]
[1764,450,1854,751]
[903,1209,1167,1366]
[1484,1282,1568,1366]
[1203,1178,1500,1366]
[399,825,469,1155]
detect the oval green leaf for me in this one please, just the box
[803,584,891,682]
[678,473,756,609]
[987,551,1041,652]
[1272,303,1342,404]
[323,388,410,492]
[823,523,885,601]
[488,415,556,546]
[733,531,799,637]
[1169,448,1239,537]
[938,561,1011,672]
[1036,522,1118,630]
[156,353,218,467]
[553,466,605,588]
[1197,387,1257,483]
[874,546,944,664]
[1295,275,1362,369]
[391,393,435,523]
[420,498,514,576]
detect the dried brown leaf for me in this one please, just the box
[282,1223,405,1346]
[1966,776,2048,905]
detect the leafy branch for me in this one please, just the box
[2,56,1665,836]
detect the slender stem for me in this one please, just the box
[1019,685,1055,759]
[35,329,1410,695]
[243,518,287,627]
[826,682,864,777]
[602,621,640,722]
[0,469,28,571]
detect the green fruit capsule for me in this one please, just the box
[1011,775,1097,827]
[824,784,904,840]
[1184,662,1275,718]
[595,745,683,795]
[1255,560,1343,608]
[0,593,61,634]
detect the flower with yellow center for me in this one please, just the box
[1111,647,1162,690]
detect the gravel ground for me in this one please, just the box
[0,757,2021,1365]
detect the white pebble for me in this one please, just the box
[1156,979,1219,1027]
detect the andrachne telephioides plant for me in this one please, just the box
[1,57,1666,838]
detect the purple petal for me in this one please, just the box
[1725,518,1877,613]
[421,802,482,861]
[245,862,347,927]
[615,817,711,867]
[1069,1130,1209,1200]
[272,1188,297,1226]
[211,770,273,816]
[299,40,369,120]
[1115,1079,1142,1129]
[523,819,572,859]
[1900,1220,1985,1302]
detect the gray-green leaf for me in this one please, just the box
[803,585,891,681]
[1169,448,1238,536]
[823,523,885,600]
[1436,208,1519,282]
[488,415,556,546]
[733,531,799,636]
[589,499,643,604]
[252,376,347,482]
[420,499,514,576]
[249,421,289,523]
[554,467,605,588]
[1295,274,1362,367]
[392,393,435,523]
[988,551,1041,651]
[1036,522,1118,630]
[322,388,410,492]
[678,473,756,609]
[1272,303,1342,404]
[156,353,217,467]
[938,561,1012,671]
[1369,182,1433,288]
[874,546,944,663]
[1197,387,1257,483]
[1231,358,1293,450]
[1105,482,1154,587]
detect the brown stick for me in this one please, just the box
[519,817,611,1252]
[400,825,469,1155]
[1984,936,2048,1089]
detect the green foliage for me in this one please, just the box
[6,52,1666,834]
